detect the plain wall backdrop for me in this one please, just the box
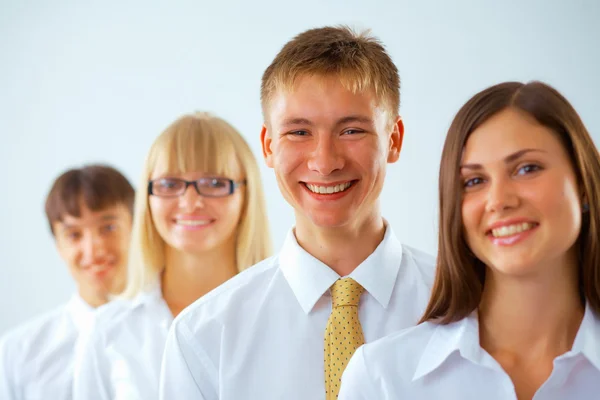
[1,0,599,334]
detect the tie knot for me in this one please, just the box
[330,278,364,307]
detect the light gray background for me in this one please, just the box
[1,0,599,334]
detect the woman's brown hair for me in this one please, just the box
[420,81,600,324]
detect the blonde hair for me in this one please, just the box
[122,112,272,298]
[261,25,400,121]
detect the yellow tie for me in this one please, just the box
[324,278,365,399]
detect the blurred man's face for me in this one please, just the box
[53,202,132,307]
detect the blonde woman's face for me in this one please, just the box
[148,169,245,256]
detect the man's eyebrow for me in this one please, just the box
[281,117,314,127]
[334,115,374,126]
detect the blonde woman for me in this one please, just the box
[73,112,271,400]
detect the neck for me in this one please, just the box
[294,210,386,276]
[78,289,108,309]
[479,256,584,359]
[161,240,238,317]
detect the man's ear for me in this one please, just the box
[261,125,274,168]
[387,116,404,163]
[52,227,66,257]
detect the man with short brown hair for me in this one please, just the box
[0,164,134,400]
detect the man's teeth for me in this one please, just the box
[176,220,212,226]
[305,182,352,194]
[491,222,535,238]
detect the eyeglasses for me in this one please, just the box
[148,177,246,198]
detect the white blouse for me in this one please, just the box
[339,304,600,400]
[0,294,96,400]
[73,286,173,400]
[159,225,436,400]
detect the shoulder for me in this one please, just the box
[172,254,280,334]
[359,321,439,379]
[1,306,68,347]
[0,305,69,365]
[398,243,436,287]
[90,299,132,339]
[341,322,448,398]
[91,294,165,345]
[400,244,435,267]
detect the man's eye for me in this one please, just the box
[102,224,117,233]
[289,130,309,136]
[67,232,81,240]
[343,129,364,135]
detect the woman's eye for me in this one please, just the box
[464,177,484,188]
[160,180,177,188]
[516,164,541,175]
[209,179,227,188]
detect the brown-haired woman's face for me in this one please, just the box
[460,108,583,278]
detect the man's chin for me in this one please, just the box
[84,270,114,287]
[306,211,353,230]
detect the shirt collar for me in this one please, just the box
[570,302,600,371]
[279,229,339,314]
[130,280,174,330]
[65,293,97,332]
[132,281,164,307]
[413,312,482,381]
[413,302,600,381]
[348,224,403,309]
[279,222,403,314]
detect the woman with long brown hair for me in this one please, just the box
[339,81,600,400]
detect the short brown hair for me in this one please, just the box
[421,81,600,324]
[260,25,400,121]
[45,164,135,235]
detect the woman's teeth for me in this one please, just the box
[491,222,535,238]
[176,220,212,226]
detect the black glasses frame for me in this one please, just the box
[147,177,246,198]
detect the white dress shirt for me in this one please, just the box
[159,224,435,400]
[73,285,173,400]
[338,304,600,400]
[0,294,96,400]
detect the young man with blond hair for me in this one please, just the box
[159,26,435,399]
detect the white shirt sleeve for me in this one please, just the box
[0,336,16,400]
[72,329,112,400]
[159,320,218,400]
[338,346,375,400]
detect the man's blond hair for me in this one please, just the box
[261,25,400,121]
